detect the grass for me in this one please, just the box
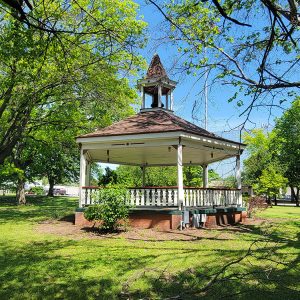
[0,196,299,300]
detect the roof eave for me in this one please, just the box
[76,129,246,149]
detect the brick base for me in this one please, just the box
[75,210,247,230]
[129,213,182,230]
[75,211,182,230]
[205,212,247,227]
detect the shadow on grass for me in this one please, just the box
[0,238,160,300]
[0,195,299,299]
[0,196,78,223]
[2,236,298,300]
[122,233,300,300]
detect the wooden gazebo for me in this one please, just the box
[75,54,246,229]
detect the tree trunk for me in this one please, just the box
[274,195,277,206]
[290,186,296,202]
[16,178,26,205]
[291,187,299,207]
[48,177,55,197]
[267,195,272,207]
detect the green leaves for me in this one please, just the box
[243,98,300,197]
[274,98,300,189]
[84,187,131,231]
[0,0,147,164]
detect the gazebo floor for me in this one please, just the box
[75,206,247,230]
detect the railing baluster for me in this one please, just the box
[173,189,177,206]
[165,189,169,206]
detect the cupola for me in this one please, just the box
[137,54,177,111]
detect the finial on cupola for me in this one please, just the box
[137,54,177,112]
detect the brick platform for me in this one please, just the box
[75,208,247,230]
[205,211,247,227]
[75,209,182,230]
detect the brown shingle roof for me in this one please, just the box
[77,110,244,145]
[146,54,168,79]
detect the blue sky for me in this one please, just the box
[134,1,289,135]
[101,1,294,178]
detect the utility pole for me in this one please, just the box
[203,47,209,187]
[204,47,208,130]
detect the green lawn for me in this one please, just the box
[0,196,299,300]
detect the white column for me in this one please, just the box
[236,155,241,189]
[236,154,242,205]
[142,166,146,187]
[166,91,169,110]
[177,144,184,209]
[140,86,145,109]
[85,161,91,186]
[158,85,162,107]
[202,164,208,188]
[170,89,174,110]
[79,148,87,207]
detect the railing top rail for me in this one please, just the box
[82,186,104,189]
[82,186,241,191]
[128,186,241,191]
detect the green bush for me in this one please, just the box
[29,186,45,195]
[84,187,131,231]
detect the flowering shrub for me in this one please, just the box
[84,187,131,231]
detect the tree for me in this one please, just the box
[114,165,143,187]
[90,164,104,187]
[30,141,79,197]
[243,129,275,185]
[255,164,288,205]
[0,1,146,164]
[242,128,289,204]
[113,165,220,187]
[274,98,300,205]
[148,0,299,124]
[99,167,118,186]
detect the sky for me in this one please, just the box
[101,1,294,179]
[134,1,288,133]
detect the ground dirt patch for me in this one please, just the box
[37,217,266,241]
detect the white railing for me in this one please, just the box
[183,188,242,207]
[129,187,178,207]
[80,186,242,207]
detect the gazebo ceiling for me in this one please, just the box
[85,144,237,166]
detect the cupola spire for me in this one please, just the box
[137,54,177,111]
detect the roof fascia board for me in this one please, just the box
[183,139,240,156]
[180,133,245,151]
[77,131,182,144]
[82,139,179,150]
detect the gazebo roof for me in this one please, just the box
[77,54,245,166]
[77,109,243,146]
